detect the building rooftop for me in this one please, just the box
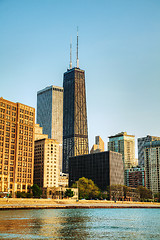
[144,140,160,148]
[37,85,63,94]
[108,132,135,139]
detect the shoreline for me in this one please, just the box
[0,199,160,210]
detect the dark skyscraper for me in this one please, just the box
[63,31,89,172]
[63,67,89,172]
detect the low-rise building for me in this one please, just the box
[42,186,78,199]
[58,172,69,187]
[69,151,124,191]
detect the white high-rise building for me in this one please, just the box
[37,86,63,171]
[138,135,160,167]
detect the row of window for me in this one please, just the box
[20,108,34,116]
[0,103,16,111]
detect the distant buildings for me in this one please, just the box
[125,167,146,188]
[144,140,160,193]
[63,67,89,173]
[90,136,104,153]
[34,138,59,188]
[108,132,135,170]
[0,97,35,196]
[138,135,160,167]
[37,85,63,171]
[69,151,124,190]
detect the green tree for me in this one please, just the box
[123,186,130,200]
[154,193,160,202]
[31,184,42,198]
[137,186,152,201]
[16,192,33,198]
[64,189,74,198]
[78,177,100,200]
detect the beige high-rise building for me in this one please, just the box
[34,138,59,188]
[0,97,35,196]
[108,132,135,170]
[90,136,105,153]
[37,86,63,172]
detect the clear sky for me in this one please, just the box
[1,0,160,156]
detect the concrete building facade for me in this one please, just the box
[63,67,89,173]
[58,172,69,187]
[69,151,124,191]
[34,123,48,141]
[37,85,63,171]
[138,135,160,167]
[34,138,59,188]
[0,97,35,196]
[108,132,135,170]
[144,141,160,193]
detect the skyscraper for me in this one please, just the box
[37,85,63,171]
[63,31,89,173]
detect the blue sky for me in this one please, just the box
[1,0,160,156]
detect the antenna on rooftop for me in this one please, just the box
[76,27,79,68]
[69,36,72,69]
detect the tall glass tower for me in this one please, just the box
[37,85,63,171]
[63,67,89,173]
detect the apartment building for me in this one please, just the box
[34,138,59,188]
[0,97,35,196]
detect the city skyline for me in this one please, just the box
[1,0,160,156]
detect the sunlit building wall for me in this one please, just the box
[0,97,35,196]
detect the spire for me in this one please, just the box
[76,27,79,68]
[69,37,72,69]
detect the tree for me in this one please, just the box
[31,184,42,198]
[64,189,74,198]
[137,186,152,201]
[110,185,124,200]
[154,193,160,202]
[78,177,100,200]
[16,192,33,198]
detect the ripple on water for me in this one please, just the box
[0,209,160,240]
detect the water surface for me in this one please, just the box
[0,209,160,239]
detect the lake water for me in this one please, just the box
[0,209,160,239]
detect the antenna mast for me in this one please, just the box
[70,37,72,69]
[76,27,79,68]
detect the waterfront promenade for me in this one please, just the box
[0,198,160,210]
